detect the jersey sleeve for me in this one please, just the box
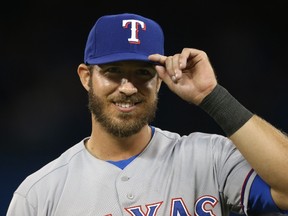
[6,193,36,216]
[247,174,288,215]
[212,135,256,214]
[216,137,288,215]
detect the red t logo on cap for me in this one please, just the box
[122,19,146,44]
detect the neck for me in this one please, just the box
[86,122,152,161]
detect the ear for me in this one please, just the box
[77,63,91,91]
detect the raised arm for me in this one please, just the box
[149,48,288,210]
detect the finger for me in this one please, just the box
[172,54,183,82]
[149,54,178,82]
[179,48,208,70]
[148,54,167,65]
[178,48,192,69]
[149,53,182,83]
[178,48,200,70]
[154,65,175,87]
[165,56,175,79]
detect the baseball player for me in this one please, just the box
[6,13,288,216]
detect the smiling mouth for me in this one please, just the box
[114,101,142,108]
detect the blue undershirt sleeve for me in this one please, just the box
[248,174,288,215]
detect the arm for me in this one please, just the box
[149,48,288,210]
[230,115,288,210]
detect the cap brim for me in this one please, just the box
[86,53,154,65]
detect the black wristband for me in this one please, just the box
[199,84,253,136]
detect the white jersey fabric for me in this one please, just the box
[7,127,256,216]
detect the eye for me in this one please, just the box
[100,66,125,80]
[135,68,156,79]
[103,66,122,74]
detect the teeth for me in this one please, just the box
[115,102,134,108]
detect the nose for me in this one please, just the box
[119,78,138,95]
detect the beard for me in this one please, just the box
[87,84,158,138]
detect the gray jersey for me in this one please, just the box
[7,127,255,216]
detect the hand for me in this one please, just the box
[149,48,217,105]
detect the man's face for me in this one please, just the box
[88,61,162,137]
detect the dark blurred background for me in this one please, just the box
[1,1,287,215]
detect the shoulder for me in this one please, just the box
[152,127,235,156]
[14,138,88,197]
[153,126,230,146]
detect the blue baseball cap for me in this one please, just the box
[84,13,164,65]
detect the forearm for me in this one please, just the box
[200,84,288,209]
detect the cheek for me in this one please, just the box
[137,80,159,102]
[144,77,160,92]
[102,77,116,87]
[92,75,118,93]
[94,73,112,87]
